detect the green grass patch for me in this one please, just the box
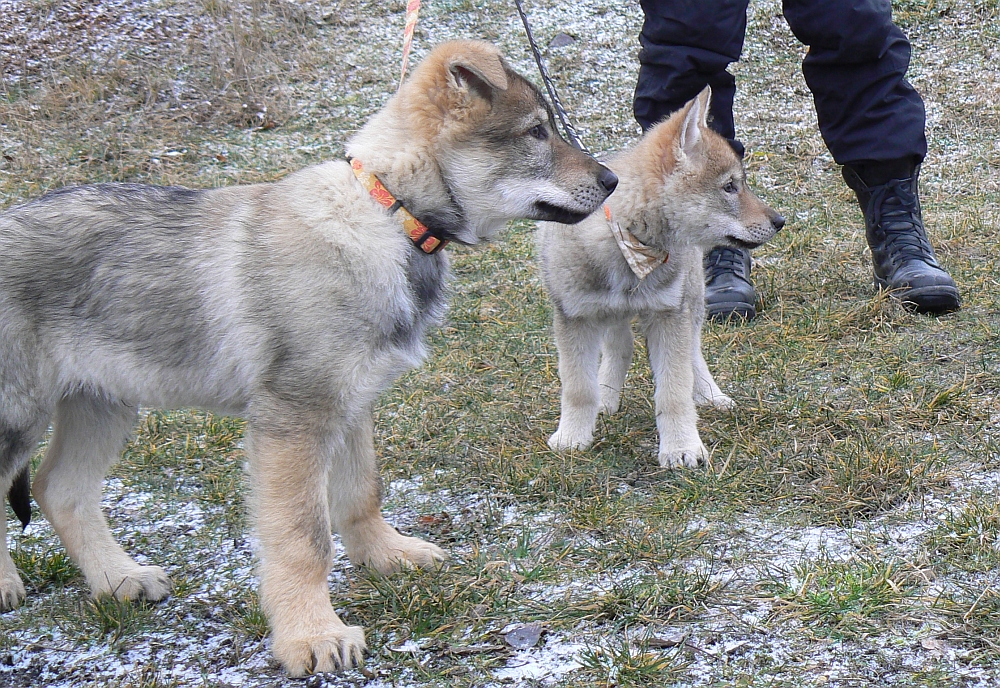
[764,554,920,640]
[10,545,79,593]
[926,496,1000,572]
[578,635,689,686]
[935,585,1000,662]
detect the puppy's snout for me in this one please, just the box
[771,214,785,231]
[597,167,618,194]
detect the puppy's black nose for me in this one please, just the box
[598,167,618,193]
[772,214,785,231]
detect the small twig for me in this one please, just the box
[682,639,716,657]
[27,643,77,653]
[443,643,505,656]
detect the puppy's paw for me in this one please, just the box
[273,622,367,676]
[658,442,708,469]
[0,571,26,611]
[94,565,172,602]
[360,531,447,575]
[548,427,593,451]
[694,390,735,410]
[598,384,622,416]
[598,396,620,416]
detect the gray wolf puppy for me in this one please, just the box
[0,41,616,675]
[538,88,782,468]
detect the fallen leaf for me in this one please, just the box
[504,623,543,650]
[416,511,450,527]
[445,644,505,656]
[724,639,751,655]
[920,637,949,654]
[647,630,687,648]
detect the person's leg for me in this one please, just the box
[634,0,749,147]
[784,0,959,313]
[635,0,758,321]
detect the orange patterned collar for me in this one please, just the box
[348,157,449,254]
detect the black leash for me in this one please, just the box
[514,0,591,155]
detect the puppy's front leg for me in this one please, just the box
[247,418,365,676]
[548,311,603,451]
[641,310,708,468]
[690,304,734,410]
[330,411,445,574]
[686,262,733,409]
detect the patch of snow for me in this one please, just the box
[491,633,586,683]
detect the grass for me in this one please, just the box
[81,597,158,649]
[764,553,921,640]
[1,0,1000,686]
[584,568,726,627]
[10,545,78,594]
[936,586,1000,660]
[227,590,269,642]
[578,635,689,686]
[926,496,1000,572]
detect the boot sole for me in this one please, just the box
[874,278,961,314]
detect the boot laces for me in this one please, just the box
[704,246,748,282]
[869,178,934,261]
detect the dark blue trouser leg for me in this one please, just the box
[633,0,749,154]
[783,0,927,166]
[633,0,927,166]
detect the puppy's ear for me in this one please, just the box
[447,46,509,101]
[678,86,711,158]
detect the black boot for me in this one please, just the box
[843,163,959,314]
[704,246,756,321]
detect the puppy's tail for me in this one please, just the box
[8,466,31,530]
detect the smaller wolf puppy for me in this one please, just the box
[538,88,784,468]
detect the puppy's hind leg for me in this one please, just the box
[33,394,171,602]
[0,418,49,610]
[331,410,446,574]
[549,312,603,451]
[598,316,634,416]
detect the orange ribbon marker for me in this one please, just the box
[604,204,668,280]
[399,0,421,90]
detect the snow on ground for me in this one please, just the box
[1,471,998,686]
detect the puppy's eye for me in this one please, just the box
[723,180,738,194]
[528,124,548,140]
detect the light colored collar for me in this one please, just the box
[349,157,449,254]
[604,204,668,279]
